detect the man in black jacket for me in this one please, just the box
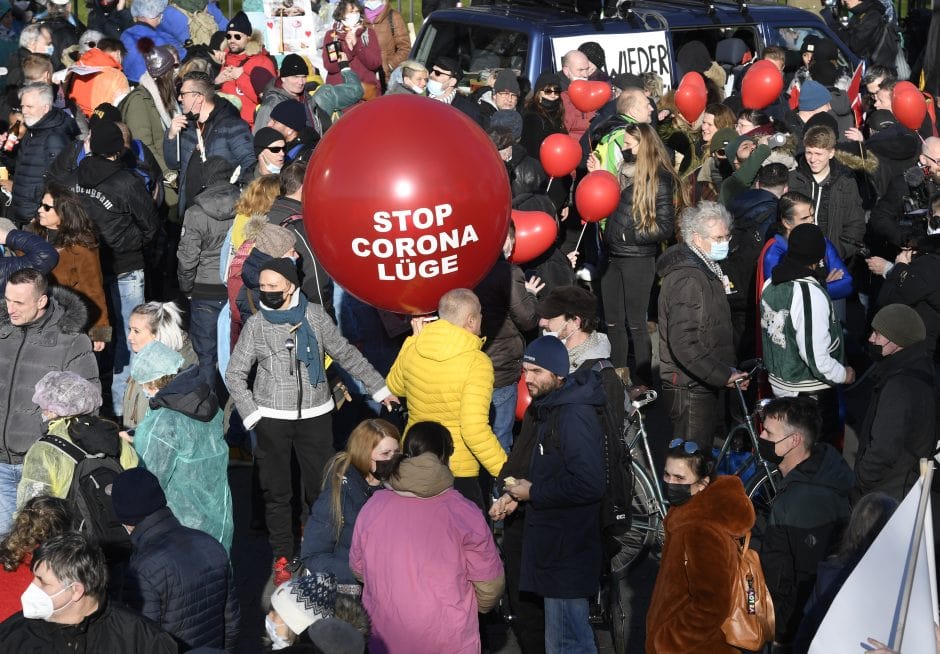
[853,305,936,503]
[113,467,240,651]
[755,397,852,648]
[73,119,159,419]
[0,532,176,652]
[6,82,78,226]
[832,0,894,66]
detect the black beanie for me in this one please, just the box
[226,10,252,36]
[89,102,122,126]
[271,99,307,133]
[786,223,826,266]
[677,40,711,75]
[260,257,301,287]
[90,120,124,156]
[280,53,308,78]
[112,468,167,526]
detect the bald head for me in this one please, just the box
[921,137,940,183]
[562,50,591,82]
[438,288,482,336]
[616,88,653,124]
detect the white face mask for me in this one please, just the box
[265,162,282,174]
[427,79,445,97]
[265,615,291,650]
[21,582,74,621]
[342,12,360,27]
[364,0,384,8]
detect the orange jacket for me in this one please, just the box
[68,48,130,119]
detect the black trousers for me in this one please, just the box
[503,512,546,654]
[601,255,656,385]
[254,414,334,559]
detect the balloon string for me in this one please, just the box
[546,177,553,192]
[573,222,588,253]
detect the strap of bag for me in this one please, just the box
[388,10,395,36]
[38,434,88,464]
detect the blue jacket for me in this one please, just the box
[521,366,606,599]
[301,464,376,584]
[0,230,59,294]
[763,233,854,300]
[121,23,186,83]
[121,506,239,652]
[164,98,255,216]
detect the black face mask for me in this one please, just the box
[866,341,885,362]
[758,437,787,465]
[540,98,560,110]
[663,482,693,507]
[621,149,637,164]
[260,290,287,309]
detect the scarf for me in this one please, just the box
[260,293,325,386]
[364,2,386,23]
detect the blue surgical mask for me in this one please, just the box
[708,241,729,261]
[427,79,444,97]
[45,45,55,57]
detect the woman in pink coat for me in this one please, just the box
[350,421,505,654]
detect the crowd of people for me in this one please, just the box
[0,0,937,652]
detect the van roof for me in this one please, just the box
[430,1,823,31]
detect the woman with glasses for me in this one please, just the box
[589,122,683,388]
[521,71,567,157]
[645,439,755,654]
[27,181,111,352]
[322,0,383,100]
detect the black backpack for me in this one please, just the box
[38,435,130,549]
[546,360,633,540]
[869,13,901,69]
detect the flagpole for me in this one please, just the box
[892,459,935,651]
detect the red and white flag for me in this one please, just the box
[847,61,866,128]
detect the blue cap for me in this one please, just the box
[523,335,569,377]
[798,80,831,112]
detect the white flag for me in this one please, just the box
[810,479,937,653]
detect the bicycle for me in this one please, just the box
[713,359,782,513]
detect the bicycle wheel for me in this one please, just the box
[610,462,664,574]
[745,467,781,516]
[607,570,629,654]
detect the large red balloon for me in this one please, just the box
[568,80,611,113]
[741,60,783,110]
[892,81,927,131]
[303,96,511,315]
[539,133,582,178]
[575,171,621,222]
[509,210,558,264]
[515,372,531,421]
[675,72,707,123]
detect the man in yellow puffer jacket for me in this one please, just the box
[386,288,508,508]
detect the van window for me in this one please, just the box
[768,26,853,77]
[414,21,529,83]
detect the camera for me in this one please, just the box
[326,40,342,63]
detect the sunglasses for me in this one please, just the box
[226,32,244,40]
[39,202,55,211]
[668,438,700,454]
[541,86,561,95]
[265,145,285,153]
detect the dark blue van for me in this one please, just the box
[410,1,858,89]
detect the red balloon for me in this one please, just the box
[575,171,621,222]
[509,210,558,264]
[303,95,511,315]
[741,60,783,110]
[892,82,927,131]
[539,133,582,178]
[675,72,707,123]
[515,372,531,421]
[567,80,612,113]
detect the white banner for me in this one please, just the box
[810,479,938,653]
[551,32,672,87]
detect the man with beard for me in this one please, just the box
[218,11,276,129]
[492,335,605,654]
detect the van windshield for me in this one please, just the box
[414,21,529,87]
[769,26,854,79]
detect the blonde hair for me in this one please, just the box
[623,123,686,233]
[234,175,282,217]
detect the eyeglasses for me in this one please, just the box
[668,438,700,454]
[226,32,244,40]
[495,91,518,98]
[541,86,561,95]
[39,202,55,211]
[265,146,285,153]
[179,91,203,98]
[709,233,732,243]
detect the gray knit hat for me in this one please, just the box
[871,304,926,347]
[32,371,102,417]
[255,224,296,257]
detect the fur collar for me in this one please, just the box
[667,475,755,538]
[0,286,89,336]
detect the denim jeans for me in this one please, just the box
[0,463,24,535]
[490,383,518,453]
[543,597,596,654]
[601,256,656,385]
[107,269,145,416]
[189,297,225,385]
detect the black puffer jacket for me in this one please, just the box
[0,229,60,294]
[878,234,940,356]
[11,108,79,225]
[853,342,936,503]
[788,157,866,259]
[505,144,547,199]
[657,243,736,389]
[121,506,239,651]
[836,0,889,63]
[73,154,160,276]
[474,257,539,387]
[0,287,99,464]
[0,597,176,653]
[178,181,238,298]
[604,170,675,258]
[869,172,938,255]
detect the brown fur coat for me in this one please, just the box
[645,475,756,653]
